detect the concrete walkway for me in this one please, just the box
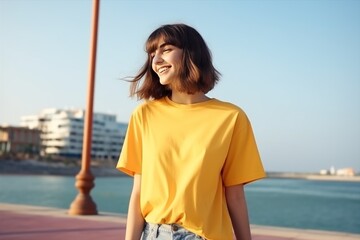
[1,203,359,240]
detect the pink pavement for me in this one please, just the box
[1,211,125,240]
[1,203,359,240]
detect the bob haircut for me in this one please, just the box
[129,23,220,100]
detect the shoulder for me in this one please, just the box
[212,99,248,117]
[131,98,165,116]
[210,99,253,129]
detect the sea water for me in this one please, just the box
[0,175,359,234]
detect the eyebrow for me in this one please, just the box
[149,42,172,55]
[156,42,172,51]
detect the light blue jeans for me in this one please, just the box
[141,222,205,240]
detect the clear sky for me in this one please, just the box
[1,0,359,173]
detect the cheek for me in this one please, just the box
[174,53,183,68]
[174,56,183,71]
[151,61,156,73]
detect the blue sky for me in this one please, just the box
[1,0,359,173]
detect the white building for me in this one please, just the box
[21,108,127,160]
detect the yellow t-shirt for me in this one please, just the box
[117,97,265,240]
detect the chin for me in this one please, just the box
[159,79,171,86]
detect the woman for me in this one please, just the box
[117,23,266,240]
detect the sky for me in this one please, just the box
[1,0,359,173]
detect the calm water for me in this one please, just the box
[0,175,359,234]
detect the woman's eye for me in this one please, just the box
[163,48,171,53]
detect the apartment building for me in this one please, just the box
[21,108,127,160]
[0,125,41,155]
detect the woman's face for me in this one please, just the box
[151,40,183,87]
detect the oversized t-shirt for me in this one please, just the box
[117,97,265,240]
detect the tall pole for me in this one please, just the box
[69,0,100,215]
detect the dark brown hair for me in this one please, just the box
[129,23,220,100]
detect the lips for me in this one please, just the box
[157,66,171,74]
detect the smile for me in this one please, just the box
[158,66,170,74]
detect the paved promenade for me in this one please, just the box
[1,203,359,240]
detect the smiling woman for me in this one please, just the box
[150,42,183,86]
[116,23,266,240]
[128,24,220,100]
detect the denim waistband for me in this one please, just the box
[144,222,185,233]
[144,222,205,239]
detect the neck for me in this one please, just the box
[170,91,210,104]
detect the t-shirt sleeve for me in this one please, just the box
[222,110,266,186]
[116,108,142,177]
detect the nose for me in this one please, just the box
[152,52,163,65]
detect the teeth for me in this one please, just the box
[158,67,170,74]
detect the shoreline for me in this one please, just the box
[0,159,124,177]
[0,160,360,182]
[1,159,359,181]
[267,172,360,182]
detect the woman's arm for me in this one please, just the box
[225,184,252,240]
[125,174,144,240]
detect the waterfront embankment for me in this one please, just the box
[0,159,122,177]
[1,159,360,181]
[1,203,360,240]
[267,171,360,182]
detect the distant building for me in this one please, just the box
[330,166,336,175]
[0,125,41,155]
[21,108,127,160]
[319,169,329,175]
[319,166,356,177]
[336,168,356,177]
